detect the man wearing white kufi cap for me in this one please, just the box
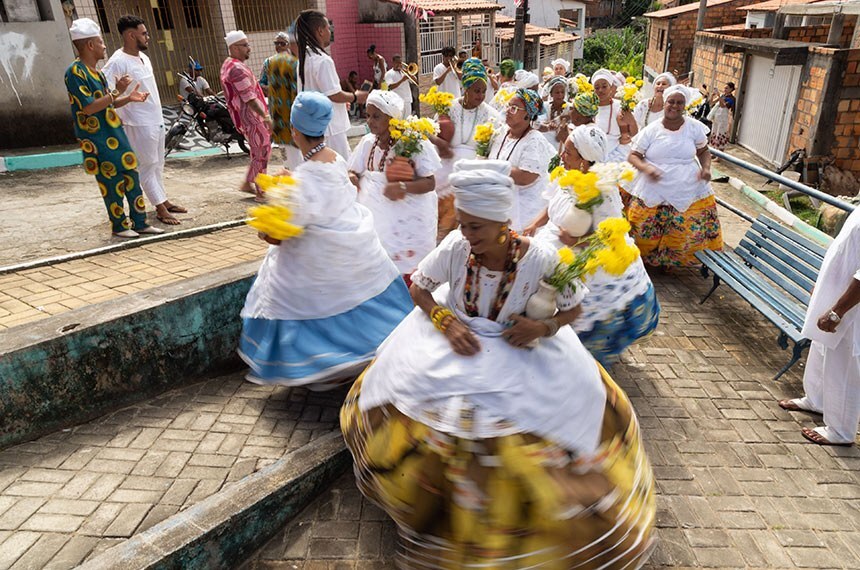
[221,29,272,199]
[65,18,164,238]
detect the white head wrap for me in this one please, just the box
[366,90,404,120]
[663,84,699,105]
[591,68,621,88]
[515,71,540,89]
[451,159,514,223]
[567,124,608,164]
[653,72,677,87]
[551,58,571,73]
[224,30,248,47]
[69,18,101,41]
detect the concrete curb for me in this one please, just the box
[0,261,259,449]
[0,146,228,173]
[78,432,351,570]
[713,167,834,246]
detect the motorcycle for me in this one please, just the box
[164,71,249,157]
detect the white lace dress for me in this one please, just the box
[596,100,631,162]
[487,126,555,232]
[348,134,442,274]
[436,100,500,197]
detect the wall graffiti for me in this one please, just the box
[0,32,39,105]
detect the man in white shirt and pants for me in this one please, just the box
[103,15,185,224]
[432,46,461,98]
[779,206,860,446]
[384,55,414,116]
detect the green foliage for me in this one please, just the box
[576,27,646,79]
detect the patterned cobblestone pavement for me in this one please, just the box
[244,270,860,570]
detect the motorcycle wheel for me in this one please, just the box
[164,123,187,157]
[237,136,250,154]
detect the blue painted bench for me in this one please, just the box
[695,215,827,380]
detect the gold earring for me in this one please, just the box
[497,226,509,244]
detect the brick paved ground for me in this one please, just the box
[0,226,266,330]
[244,270,860,570]
[0,372,345,569]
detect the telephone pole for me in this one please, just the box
[512,0,529,68]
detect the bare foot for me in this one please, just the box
[164,201,187,214]
[156,204,181,225]
[239,181,255,195]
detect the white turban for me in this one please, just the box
[451,159,514,223]
[591,69,621,88]
[664,84,699,105]
[224,30,248,47]
[69,18,101,41]
[515,71,540,89]
[653,72,677,87]
[551,58,570,73]
[367,90,404,119]
[567,124,608,164]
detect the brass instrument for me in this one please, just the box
[403,62,420,86]
[486,67,495,75]
[449,59,463,75]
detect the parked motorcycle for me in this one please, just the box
[164,72,248,157]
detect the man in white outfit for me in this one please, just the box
[432,46,461,98]
[779,206,860,446]
[384,55,414,116]
[103,15,185,224]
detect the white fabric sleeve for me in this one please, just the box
[515,132,552,175]
[687,117,711,148]
[314,56,341,97]
[633,100,648,127]
[101,56,122,90]
[854,267,860,282]
[412,231,460,291]
[631,123,654,155]
[414,140,443,178]
[433,64,445,80]
[347,136,371,175]
[384,69,397,85]
[200,77,210,90]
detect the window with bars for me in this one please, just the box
[233,0,308,33]
[419,16,456,76]
[181,0,202,28]
[152,0,174,30]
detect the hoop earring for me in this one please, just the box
[497,225,509,244]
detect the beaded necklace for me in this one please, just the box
[463,231,522,321]
[494,127,530,162]
[303,142,326,161]
[644,96,663,126]
[459,102,481,146]
[366,137,392,172]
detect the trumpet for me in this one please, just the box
[403,62,420,86]
[486,67,495,75]
[449,59,463,74]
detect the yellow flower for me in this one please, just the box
[620,169,635,182]
[558,246,574,266]
[626,76,635,84]
[247,204,304,241]
[636,79,644,87]
[390,129,403,140]
[597,217,631,246]
[550,166,566,182]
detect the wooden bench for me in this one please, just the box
[695,215,828,380]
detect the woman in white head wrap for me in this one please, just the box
[347,90,442,277]
[536,75,570,148]
[551,58,570,76]
[591,68,638,162]
[528,125,660,365]
[239,92,413,391]
[625,83,723,269]
[633,72,676,128]
[341,157,656,570]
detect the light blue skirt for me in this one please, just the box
[239,278,413,390]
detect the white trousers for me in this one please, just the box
[800,338,860,443]
[124,124,168,207]
[279,145,303,170]
[326,131,350,160]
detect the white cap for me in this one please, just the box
[69,18,101,41]
[224,30,248,47]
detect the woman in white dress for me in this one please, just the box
[536,75,569,149]
[239,92,412,390]
[592,68,638,162]
[341,159,656,569]
[530,125,660,365]
[633,72,675,129]
[487,87,555,232]
[432,58,501,241]
[348,90,441,280]
[626,85,723,268]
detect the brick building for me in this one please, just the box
[643,0,761,80]
[690,2,860,183]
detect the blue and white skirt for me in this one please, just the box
[239,278,413,391]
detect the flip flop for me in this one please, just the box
[778,399,822,415]
[157,215,181,226]
[166,204,187,213]
[801,427,854,447]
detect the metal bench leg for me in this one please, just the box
[700,275,721,304]
[700,265,710,279]
[773,339,811,381]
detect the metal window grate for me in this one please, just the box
[419,16,455,76]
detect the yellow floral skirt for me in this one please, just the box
[340,365,656,569]
[624,193,723,268]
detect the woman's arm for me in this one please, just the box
[696,145,712,181]
[628,151,661,181]
[410,283,481,355]
[383,175,436,200]
[502,305,582,348]
[510,167,539,186]
[522,207,549,236]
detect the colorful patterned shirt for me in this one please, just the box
[263,52,298,145]
[64,59,138,177]
[220,57,267,134]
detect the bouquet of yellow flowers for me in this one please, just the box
[685,95,704,114]
[545,217,640,292]
[247,174,304,242]
[388,115,439,159]
[550,165,603,212]
[419,86,455,115]
[620,76,643,113]
[492,87,516,109]
[473,122,495,158]
[575,76,594,94]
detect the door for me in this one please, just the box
[737,54,802,165]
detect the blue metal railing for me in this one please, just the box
[709,147,856,213]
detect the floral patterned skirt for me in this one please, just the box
[340,365,656,570]
[709,132,729,151]
[625,194,723,268]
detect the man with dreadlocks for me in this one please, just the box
[294,10,368,159]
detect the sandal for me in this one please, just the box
[166,204,187,213]
[157,214,182,225]
[801,427,854,447]
[778,399,822,415]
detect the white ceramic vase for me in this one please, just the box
[559,204,592,237]
[525,280,558,320]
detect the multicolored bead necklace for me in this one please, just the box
[463,231,522,321]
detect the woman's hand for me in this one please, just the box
[502,314,549,348]
[644,165,662,182]
[383,182,408,201]
[348,172,360,189]
[431,135,453,158]
[521,222,539,237]
[257,232,282,246]
[558,228,587,247]
[699,168,712,182]
[445,319,481,356]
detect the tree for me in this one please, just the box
[575,27,646,79]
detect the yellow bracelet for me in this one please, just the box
[429,304,447,321]
[431,307,455,332]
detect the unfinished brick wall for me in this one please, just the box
[691,32,744,96]
[788,52,831,157]
[785,18,856,48]
[831,49,860,175]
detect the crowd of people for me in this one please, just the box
[64,12,859,567]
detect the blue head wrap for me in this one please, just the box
[515,88,543,120]
[291,91,332,137]
[461,57,487,90]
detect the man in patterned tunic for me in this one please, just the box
[65,18,163,238]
